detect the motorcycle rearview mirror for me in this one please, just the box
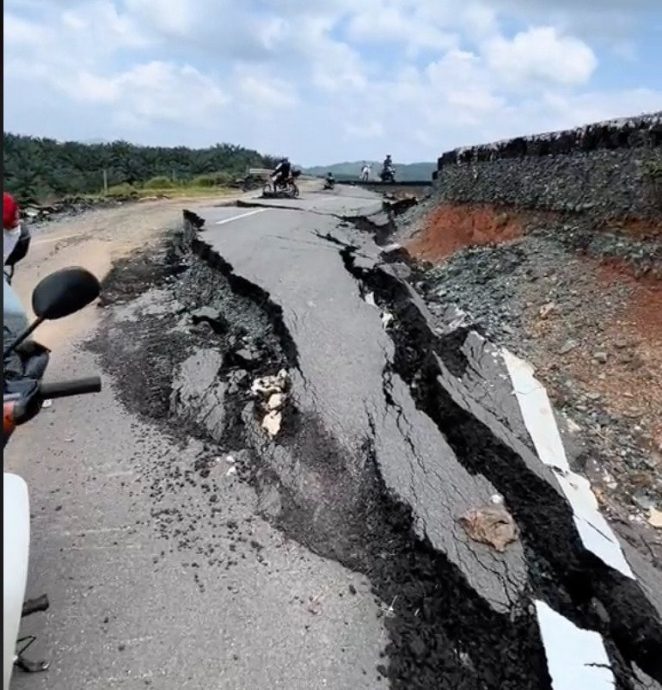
[32,267,100,320]
[3,267,101,357]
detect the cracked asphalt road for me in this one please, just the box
[5,184,662,689]
[193,192,528,613]
[4,194,385,690]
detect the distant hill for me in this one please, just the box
[304,161,435,182]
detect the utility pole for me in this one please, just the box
[102,169,108,195]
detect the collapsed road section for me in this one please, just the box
[92,187,662,689]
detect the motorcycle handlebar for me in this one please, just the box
[39,377,102,400]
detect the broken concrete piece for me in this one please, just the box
[251,369,289,398]
[364,292,377,307]
[559,339,578,355]
[649,508,662,529]
[381,311,394,329]
[191,306,219,322]
[267,393,286,411]
[262,410,282,437]
[593,351,609,364]
[539,302,556,319]
[459,505,519,552]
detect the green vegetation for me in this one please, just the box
[3,133,278,203]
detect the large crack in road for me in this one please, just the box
[89,191,662,689]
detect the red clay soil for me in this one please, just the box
[596,265,662,445]
[407,203,525,261]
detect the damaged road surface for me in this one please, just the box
[42,185,661,689]
[180,188,662,689]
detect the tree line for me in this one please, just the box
[3,133,278,203]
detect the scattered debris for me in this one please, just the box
[307,591,325,616]
[251,369,289,398]
[539,302,556,319]
[261,410,282,437]
[593,351,609,364]
[559,339,579,355]
[364,292,377,307]
[251,370,290,438]
[649,508,662,529]
[381,311,394,329]
[266,393,286,411]
[20,195,136,225]
[381,242,403,255]
[459,505,519,552]
[378,595,398,619]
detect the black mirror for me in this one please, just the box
[32,267,101,320]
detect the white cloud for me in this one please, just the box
[236,68,298,109]
[3,0,661,164]
[347,5,457,53]
[55,62,229,127]
[485,26,597,87]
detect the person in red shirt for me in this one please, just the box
[4,192,22,263]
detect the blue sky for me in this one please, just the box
[4,0,662,165]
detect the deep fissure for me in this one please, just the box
[336,237,662,684]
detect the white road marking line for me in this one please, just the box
[501,348,634,579]
[32,233,83,245]
[535,601,615,690]
[215,208,268,225]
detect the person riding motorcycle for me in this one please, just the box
[272,158,292,189]
[380,155,396,182]
[324,172,335,189]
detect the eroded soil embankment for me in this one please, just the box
[403,201,662,566]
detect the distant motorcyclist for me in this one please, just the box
[272,157,292,189]
[324,172,335,189]
[360,162,371,182]
[380,155,396,182]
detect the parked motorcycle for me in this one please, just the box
[3,266,102,690]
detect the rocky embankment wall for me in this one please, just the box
[433,113,662,219]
